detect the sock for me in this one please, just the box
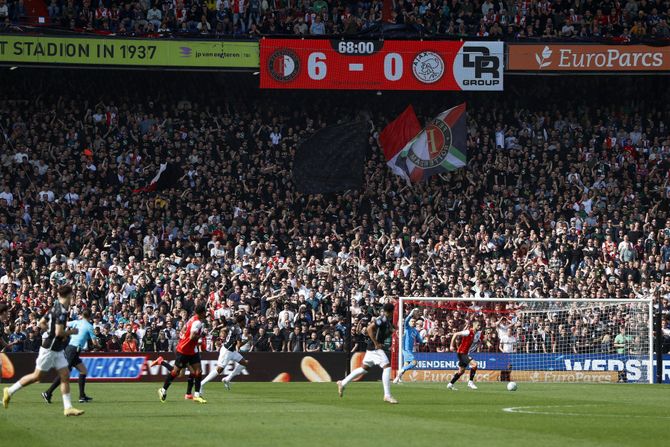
[78,374,87,398]
[186,377,194,395]
[162,371,176,390]
[226,363,245,382]
[200,369,219,390]
[341,367,367,387]
[450,372,463,385]
[382,367,391,397]
[8,382,22,395]
[399,361,417,377]
[162,361,173,371]
[46,377,61,396]
[193,373,202,396]
[469,367,477,381]
[62,393,72,410]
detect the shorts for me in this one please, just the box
[174,352,201,369]
[363,349,390,368]
[217,348,244,368]
[457,353,473,368]
[64,345,83,369]
[402,350,415,363]
[36,347,69,372]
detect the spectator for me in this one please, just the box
[288,326,305,352]
[269,326,285,352]
[0,0,8,21]
[24,331,40,352]
[197,15,211,34]
[240,327,253,352]
[142,328,157,352]
[322,333,335,352]
[8,325,26,352]
[156,331,170,351]
[310,15,325,35]
[147,4,162,29]
[107,335,122,352]
[254,327,270,351]
[306,332,321,352]
[613,327,631,354]
[122,332,138,352]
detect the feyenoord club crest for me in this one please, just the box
[412,51,445,84]
[268,49,300,82]
[407,118,452,168]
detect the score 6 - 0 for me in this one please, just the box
[306,51,403,81]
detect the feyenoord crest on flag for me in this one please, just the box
[409,117,453,169]
[380,103,467,183]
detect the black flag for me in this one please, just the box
[133,162,182,193]
[293,121,368,194]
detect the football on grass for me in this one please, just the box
[507,382,518,391]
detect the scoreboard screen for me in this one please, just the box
[260,39,503,91]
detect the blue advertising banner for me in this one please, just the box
[413,353,670,383]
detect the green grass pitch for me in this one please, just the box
[1,382,669,447]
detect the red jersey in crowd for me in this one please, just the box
[176,315,204,355]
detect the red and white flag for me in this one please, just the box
[379,105,422,183]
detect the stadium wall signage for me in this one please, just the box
[0,35,259,68]
[260,39,504,91]
[405,369,618,383]
[413,353,668,382]
[3,352,381,382]
[5,352,668,382]
[508,44,670,72]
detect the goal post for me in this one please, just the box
[395,297,654,384]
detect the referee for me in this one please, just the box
[42,309,99,404]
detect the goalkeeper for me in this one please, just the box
[394,308,425,384]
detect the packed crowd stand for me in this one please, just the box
[1,0,669,39]
[0,72,669,358]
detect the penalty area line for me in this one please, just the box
[502,405,670,419]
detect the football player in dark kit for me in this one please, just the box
[42,308,99,404]
[337,303,398,404]
[3,285,85,416]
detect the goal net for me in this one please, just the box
[394,298,653,384]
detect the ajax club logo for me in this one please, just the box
[412,51,445,84]
[268,49,300,82]
[408,117,452,168]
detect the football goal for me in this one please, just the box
[395,297,654,384]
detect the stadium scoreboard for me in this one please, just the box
[260,39,504,91]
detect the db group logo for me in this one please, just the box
[268,49,300,82]
[453,42,504,91]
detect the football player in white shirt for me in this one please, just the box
[198,315,250,396]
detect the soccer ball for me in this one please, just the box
[507,382,518,391]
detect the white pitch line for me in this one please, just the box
[503,405,670,419]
